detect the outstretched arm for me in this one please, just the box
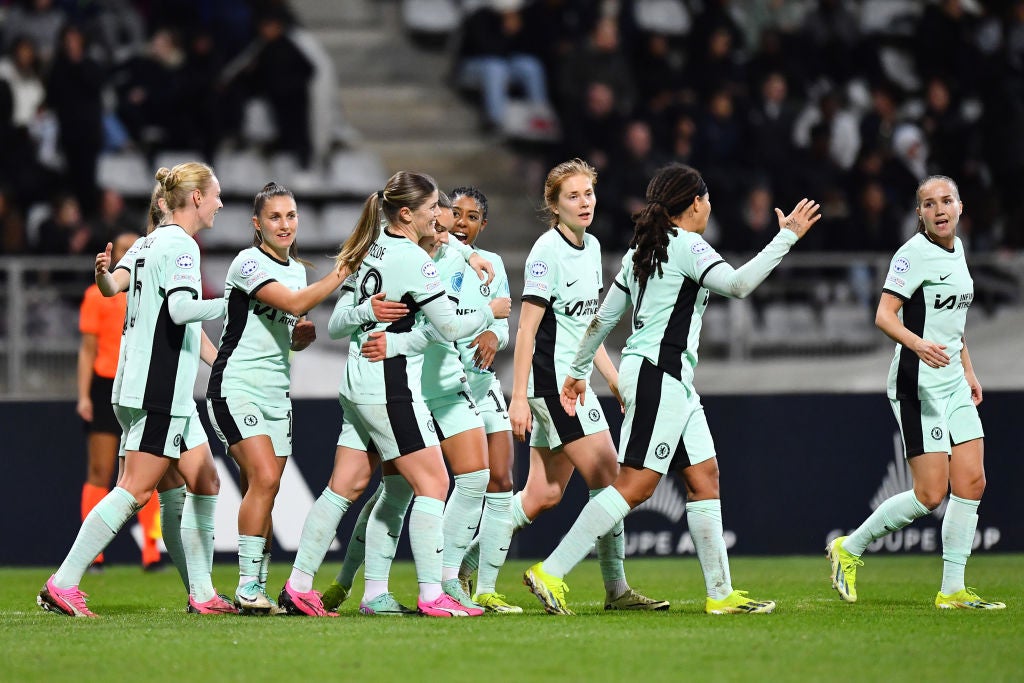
[700,198,821,299]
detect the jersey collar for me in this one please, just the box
[921,231,956,254]
[553,226,585,251]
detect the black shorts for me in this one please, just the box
[85,374,121,435]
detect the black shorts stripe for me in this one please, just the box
[87,374,120,435]
[386,402,427,455]
[138,411,173,455]
[209,397,244,447]
[623,359,663,468]
[432,416,446,442]
[899,397,925,457]
[542,395,585,446]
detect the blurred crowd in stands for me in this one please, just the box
[451,0,1024,253]
[4,0,1024,265]
[0,0,319,257]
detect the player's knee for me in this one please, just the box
[487,470,513,492]
[916,487,946,511]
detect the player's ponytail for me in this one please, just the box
[630,163,706,287]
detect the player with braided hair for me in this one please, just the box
[524,162,820,615]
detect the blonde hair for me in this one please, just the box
[145,183,168,234]
[334,170,438,273]
[155,162,216,212]
[542,158,597,227]
[915,174,961,234]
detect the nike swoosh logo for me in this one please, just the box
[466,525,479,530]
[612,530,624,537]
[498,546,509,552]
[939,273,951,281]
[566,279,578,287]
[250,558,262,564]
[386,532,400,538]
[435,548,444,553]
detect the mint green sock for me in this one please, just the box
[408,496,445,593]
[54,487,138,588]
[475,491,513,595]
[687,499,733,600]
[181,493,218,602]
[845,490,930,556]
[158,485,189,591]
[463,490,530,579]
[335,482,382,587]
[238,534,265,588]
[442,469,489,580]
[544,487,631,580]
[364,475,414,583]
[941,495,980,595]
[290,488,351,592]
[591,488,627,590]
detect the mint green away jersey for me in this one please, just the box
[419,243,471,400]
[110,224,205,415]
[614,229,723,385]
[882,233,974,400]
[341,230,447,403]
[522,228,603,397]
[452,246,509,397]
[207,246,308,405]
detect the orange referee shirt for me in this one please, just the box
[79,284,127,379]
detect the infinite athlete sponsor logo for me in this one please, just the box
[934,292,973,310]
[450,271,463,293]
[175,254,195,269]
[565,298,600,317]
[240,259,260,277]
[654,442,671,459]
[931,426,943,440]
[528,261,548,277]
[893,256,911,273]
[244,415,258,426]
[421,262,439,279]
[690,240,711,254]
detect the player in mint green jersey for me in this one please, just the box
[38,162,235,617]
[278,171,507,617]
[447,187,521,612]
[827,175,1004,610]
[352,193,512,616]
[204,182,391,615]
[523,163,820,616]
[509,159,667,613]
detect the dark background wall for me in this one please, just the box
[4,392,1021,565]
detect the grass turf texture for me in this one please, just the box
[3,556,1020,682]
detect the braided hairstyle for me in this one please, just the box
[630,163,707,287]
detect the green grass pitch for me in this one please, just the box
[2,556,1020,682]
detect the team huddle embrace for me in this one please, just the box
[37,160,1004,618]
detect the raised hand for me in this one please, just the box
[775,198,822,239]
